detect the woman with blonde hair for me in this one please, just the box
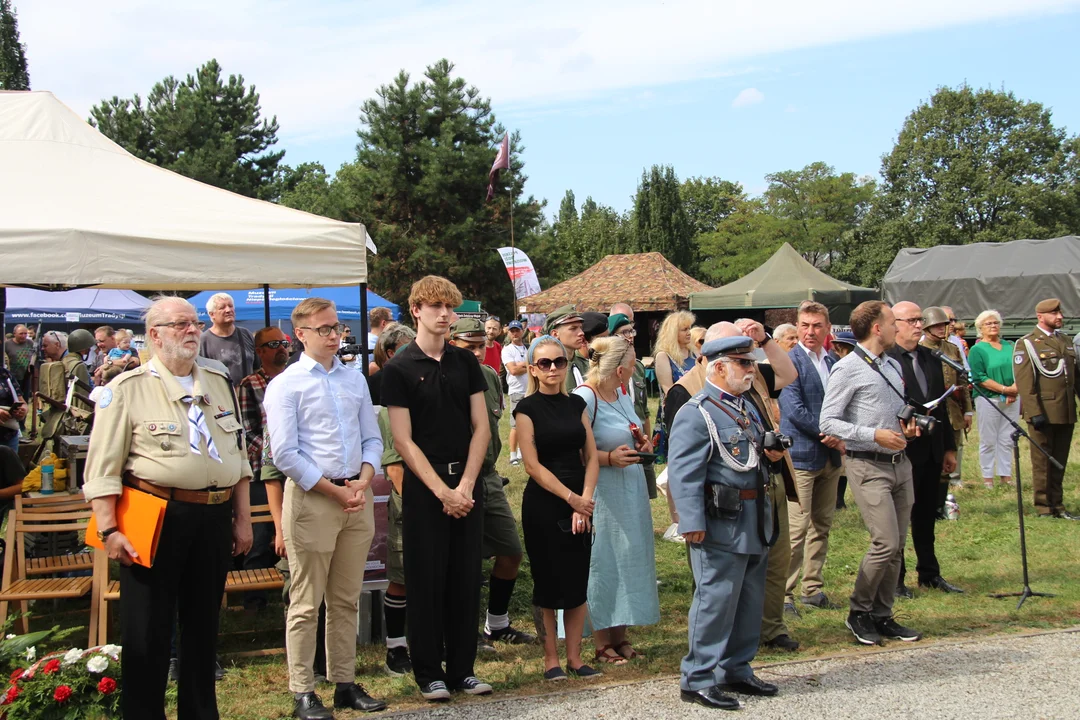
[967,310,1019,488]
[574,337,659,665]
[652,310,696,396]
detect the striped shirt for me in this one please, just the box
[819,342,907,453]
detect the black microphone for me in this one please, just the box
[930,348,968,376]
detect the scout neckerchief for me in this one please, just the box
[148,360,222,463]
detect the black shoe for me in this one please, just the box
[845,611,883,646]
[895,585,914,599]
[419,681,451,702]
[919,576,964,593]
[873,615,923,642]
[452,676,493,695]
[836,500,847,510]
[477,633,498,655]
[721,675,779,697]
[167,657,179,683]
[384,646,412,677]
[214,658,226,682]
[783,601,801,618]
[543,667,568,681]
[1057,510,1080,520]
[566,664,602,679]
[484,624,538,645]
[500,474,511,487]
[680,686,740,710]
[763,634,800,652]
[334,683,387,712]
[935,509,948,521]
[293,692,333,720]
[800,592,841,610]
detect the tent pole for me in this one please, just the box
[0,287,5,370]
[262,284,271,328]
[359,283,369,377]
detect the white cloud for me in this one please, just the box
[15,0,1080,148]
[733,88,765,108]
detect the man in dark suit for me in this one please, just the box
[888,302,962,595]
[780,302,844,612]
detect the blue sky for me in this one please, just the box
[17,1,1080,217]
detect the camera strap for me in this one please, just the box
[851,345,907,404]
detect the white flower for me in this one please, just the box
[86,655,109,673]
[100,643,121,659]
[4,634,14,640]
[25,646,35,662]
[62,648,84,665]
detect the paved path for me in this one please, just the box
[391,629,1080,719]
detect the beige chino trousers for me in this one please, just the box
[786,460,841,602]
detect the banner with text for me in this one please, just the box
[498,247,542,303]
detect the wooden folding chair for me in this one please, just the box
[15,494,94,579]
[223,504,284,598]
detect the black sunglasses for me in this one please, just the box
[725,357,757,369]
[260,340,291,349]
[533,356,568,371]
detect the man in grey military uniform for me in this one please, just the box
[668,335,784,710]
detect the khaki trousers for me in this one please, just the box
[786,461,841,601]
[283,481,375,693]
[1029,422,1075,514]
[760,478,791,643]
[846,456,913,616]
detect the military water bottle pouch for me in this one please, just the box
[705,484,741,519]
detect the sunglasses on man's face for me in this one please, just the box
[533,356,568,371]
[260,340,291,349]
[725,357,757,369]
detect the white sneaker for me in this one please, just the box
[662,523,685,543]
[510,452,522,466]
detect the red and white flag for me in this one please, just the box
[486,132,509,201]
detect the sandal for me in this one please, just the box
[594,645,629,665]
[983,479,994,489]
[613,640,643,660]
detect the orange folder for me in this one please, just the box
[86,487,168,568]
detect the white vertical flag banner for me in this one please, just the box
[497,247,542,300]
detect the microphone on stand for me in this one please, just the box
[930,348,968,376]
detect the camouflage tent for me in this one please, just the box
[519,253,710,314]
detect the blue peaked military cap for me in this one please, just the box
[700,335,755,360]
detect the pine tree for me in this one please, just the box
[0,0,30,91]
[632,165,697,275]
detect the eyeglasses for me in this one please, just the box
[533,356,568,371]
[722,357,757,369]
[154,321,200,331]
[260,340,291,349]
[297,323,346,337]
[617,329,637,339]
[897,317,924,326]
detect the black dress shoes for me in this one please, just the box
[763,634,800,652]
[721,675,779,697]
[293,693,333,720]
[680,685,740,710]
[333,683,387,712]
[895,585,914,599]
[919,576,964,593]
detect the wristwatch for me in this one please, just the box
[97,526,119,543]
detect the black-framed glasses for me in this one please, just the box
[533,356,568,371]
[298,323,346,337]
[724,357,757,369]
[617,328,637,339]
[154,321,200,331]
[897,317,924,326]
[260,340,291,349]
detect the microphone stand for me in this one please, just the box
[961,370,1059,609]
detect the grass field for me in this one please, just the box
[27,399,1080,719]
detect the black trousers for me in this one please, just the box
[899,456,944,586]
[1029,422,1075,514]
[402,466,484,688]
[121,499,233,720]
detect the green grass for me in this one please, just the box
[27,398,1080,719]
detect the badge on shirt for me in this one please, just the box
[97,388,113,408]
[1015,354,1024,365]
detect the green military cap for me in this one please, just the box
[923,307,950,329]
[543,305,583,335]
[450,317,485,341]
[1036,298,1062,314]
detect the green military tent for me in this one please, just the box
[689,243,878,319]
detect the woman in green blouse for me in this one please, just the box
[967,310,1019,489]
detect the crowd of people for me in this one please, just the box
[59,281,1077,718]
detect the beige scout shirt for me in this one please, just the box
[83,357,252,500]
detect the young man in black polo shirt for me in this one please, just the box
[381,276,493,702]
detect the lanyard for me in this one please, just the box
[851,345,907,404]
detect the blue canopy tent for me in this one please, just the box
[189,287,398,334]
[5,288,151,326]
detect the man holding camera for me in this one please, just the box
[1015,298,1078,519]
[888,302,961,597]
[819,301,922,646]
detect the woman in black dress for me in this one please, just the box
[514,336,600,681]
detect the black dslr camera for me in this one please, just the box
[337,335,363,359]
[763,431,793,451]
[897,404,937,435]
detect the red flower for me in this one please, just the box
[42,659,61,675]
[2,685,18,704]
[6,669,20,685]
[97,677,117,695]
[54,685,72,703]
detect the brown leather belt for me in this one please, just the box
[124,475,234,505]
[738,489,759,500]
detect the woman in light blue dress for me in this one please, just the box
[574,336,659,665]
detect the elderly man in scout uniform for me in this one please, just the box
[544,306,588,392]
[1014,298,1079,519]
[449,319,536,650]
[84,296,253,720]
[667,335,784,710]
[921,307,973,503]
